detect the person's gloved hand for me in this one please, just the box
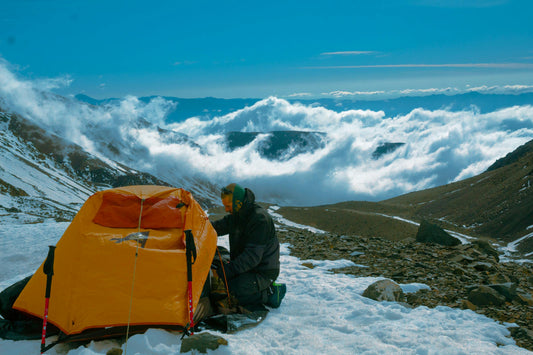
[215,261,235,280]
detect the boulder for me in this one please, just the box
[468,261,495,272]
[415,220,461,247]
[488,283,517,302]
[180,332,228,353]
[468,286,506,306]
[362,279,405,302]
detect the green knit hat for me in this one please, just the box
[221,183,245,213]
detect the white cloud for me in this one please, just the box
[320,85,533,99]
[467,84,533,94]
[287,92,313,97]
[323,90,356,98]
[2,59,532,206]
[164,98,533,204]
[305,63,533,69]
[321,51,376,56]
[398,87,458,95]
[321,90,386,98]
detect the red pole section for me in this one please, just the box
[40,297,50,353]
[187,281,194,331]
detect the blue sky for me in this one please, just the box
[1,0,532,99]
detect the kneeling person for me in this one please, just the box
[211,183,280,308]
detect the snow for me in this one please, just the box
[446,230,474,244]
[268,206,327,234]
[400,283,432,294]
[1,137,89,202]
[0,127,94,215]
[1,221,531,355]
[0,221,69,288]
[376,213,475,244]
[299,257,366,270]
[499,231,533,264]
[377,213,419,226]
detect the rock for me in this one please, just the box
[516,292,533,306]
[449,254,475,264]
[468,261,495,272]
[487,283,517,302]
[362,279,405,302]
[471,240,500,262]
[510,327,533,349]
[180,332,228,353]
[452,266,468,276]
[301,262,315,269]
[460,299,477,311]
[415,220,461,246]
[489,273,511,284]
[468,286,506,306]
[106,349,123,355]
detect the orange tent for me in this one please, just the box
[13,185,217,340]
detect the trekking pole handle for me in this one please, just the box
[43,246,56,298]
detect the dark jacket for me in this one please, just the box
[211,188,280,288]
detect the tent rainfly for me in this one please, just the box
[13,185,217,343]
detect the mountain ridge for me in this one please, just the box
[75,92,533,123]
[0,108,214,223]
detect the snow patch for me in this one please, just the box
[400,283,432,294]
[499,231,533,264]
[269,206,326,234]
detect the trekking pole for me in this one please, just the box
[184,230,197,334]
[216,247,232,308]
[41,245,56,354]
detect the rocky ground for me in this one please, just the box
[277,227,533,351]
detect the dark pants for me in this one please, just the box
[228,272,270,307]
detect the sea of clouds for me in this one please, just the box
[1,59,533,206]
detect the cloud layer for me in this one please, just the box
[318,84,533,99]
[1,60,532,206]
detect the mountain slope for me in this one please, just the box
[278,139,533,259]
[383,139,533,250]
[225,131,326,161]
[0,109,179,222]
